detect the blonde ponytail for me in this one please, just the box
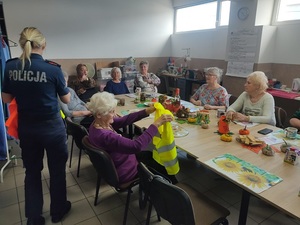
[19,27,46,71]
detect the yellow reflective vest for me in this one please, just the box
[152,102,179,175]
[60,110,66,119]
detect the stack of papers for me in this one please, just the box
[261,130,300,147]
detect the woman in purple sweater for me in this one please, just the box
[86,92,174,184]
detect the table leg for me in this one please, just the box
[164,76,170,95]
[238,189,251,225]
[128,124,133,139]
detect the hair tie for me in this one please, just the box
[26,40,31,43]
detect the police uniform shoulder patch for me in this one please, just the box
[45,60,61,67]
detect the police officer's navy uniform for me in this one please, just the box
[2,53,70,220]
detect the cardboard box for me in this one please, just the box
[95,61,120,70]
[97,68,113,80]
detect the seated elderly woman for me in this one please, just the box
[86,92,177,184]
[134,60,161,93]
[226,71,276,125]
[104,67,130,95]
[60,72,93,128]
[73,63,98,102]
[289,110,300,130]
[190,67,228,110]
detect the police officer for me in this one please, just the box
[2,27,71,225]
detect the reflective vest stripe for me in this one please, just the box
[156,141,176,153]
[152,102,180,175]
[153,148,179,175]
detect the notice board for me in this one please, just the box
[226,27,260,77]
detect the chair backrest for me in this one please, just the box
[138,162,195,225]
[65,117,89,149]
[275,106,287,128]
[228,94,237,106]
[81,136,120,187]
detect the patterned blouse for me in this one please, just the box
[73,77,96,96]
[191,84,228,107]
[134,72,161,93]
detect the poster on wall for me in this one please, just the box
[226,61,254,77]
[226,28,260,77]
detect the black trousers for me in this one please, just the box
[19,117,68,218]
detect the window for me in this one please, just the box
[276,0,300,22]
[219,1,231,26]
[175,0,231,33]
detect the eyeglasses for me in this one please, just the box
[205,74,216,77]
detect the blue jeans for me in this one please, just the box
[19,116,68,218]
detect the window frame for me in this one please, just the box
[272,0,300,25]
[174,0,230,34]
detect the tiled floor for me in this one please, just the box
[1,138,300,225]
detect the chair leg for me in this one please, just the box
[94,175,101,206]
[77,148,82,177]
[146,202,152,225]
[212,218,229,225]
[122,188,133,225]
[222,218,229,225]
[139,187,148,210]
[69,137,74,168]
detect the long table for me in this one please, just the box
[115,94,300,225]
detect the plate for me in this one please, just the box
[171,122,189,138]
[173,126,189,138]
[236,137,264,146]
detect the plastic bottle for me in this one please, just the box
[167,57,171,66]
[135,87,141,102]
[173,88,181,112]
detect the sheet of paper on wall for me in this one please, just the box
[226,28,258,63]
[226,61,254,77]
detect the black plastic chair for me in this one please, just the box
[228,94,237,106]
[138,162,230,225]
[275,106,287,128]
[81,136,139,225]
[65,117,89,177]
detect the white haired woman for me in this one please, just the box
[86,92,178,184]
[226,71,276,125]
[104,67,130,95]
[190,67,228,110]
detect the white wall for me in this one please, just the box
[171,28,229,59]
[273,23,300,64]
[2,0,300,65]
[257,26,277,63]
[2,0,174,59]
